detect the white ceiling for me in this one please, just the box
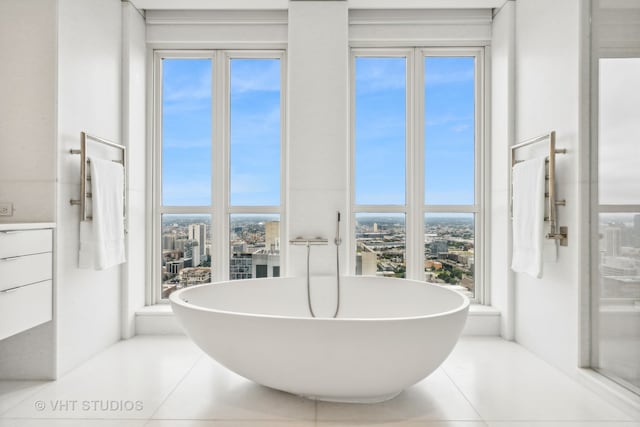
[129,0,508,11]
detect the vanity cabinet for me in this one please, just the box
[0,226,53,341]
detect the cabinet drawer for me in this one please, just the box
[0,280,52,341]
[0,229,52,259]
[0,252,52,292]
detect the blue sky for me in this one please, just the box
[355,56,475,205]
[162,59,212,206]
[162,58,280,206]
[162,56,474,207]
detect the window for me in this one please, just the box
[592,57,640,393]
[352,48,483,301]
[155,51,285,300]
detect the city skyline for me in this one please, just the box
[160,213,477,298]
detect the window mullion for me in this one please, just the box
[151,52,163,304]
[213,51,228,282]
[407,48,424,282]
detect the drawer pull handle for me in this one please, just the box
[0,256,21,262]
[0,231,19,234]
[0,287,19,294]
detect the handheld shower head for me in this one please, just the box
[335,211,342,246]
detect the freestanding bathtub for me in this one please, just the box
[170,275,469,403]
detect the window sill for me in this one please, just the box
[135,304,501,336]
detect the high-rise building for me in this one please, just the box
[430,240,449,256]
[252,251,280,278]
[230,253,252,280]
[162,234,176,250]
[184,240,201,267]
[232,226,242,240]
[356,251,378,275]
[175,238,187,253]
[166,260,184,275]
[265,221,280,253]
[231,240,248,254]
[188,223,207,257]
[604,226,622,257]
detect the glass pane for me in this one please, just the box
[162,59,212,206]
[230,59,281,206]
[355,213,406,277]
[595,213,640,391]
[424,213,475,299]
[355,57,406,205]
[230,214,280,280]
[161,214,212,299]
[425,57,475,205]
[598,58,640,205]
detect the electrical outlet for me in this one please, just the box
[0,202,13,216]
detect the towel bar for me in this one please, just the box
[69,131,126,223]
[511,131,568,246]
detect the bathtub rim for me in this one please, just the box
[169,275,470,322]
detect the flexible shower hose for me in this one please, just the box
[305,212,341,319]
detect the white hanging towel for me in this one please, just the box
[511,156,547,278]
[79,157,126,270]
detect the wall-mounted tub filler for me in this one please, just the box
[288,211,342,318]
[170,276,469,403]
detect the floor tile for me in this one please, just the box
[0,419,145,427]
[443,338,634,422]
[316,422,488,427]
[0,382,48,416]
[316,369,482,422]
[3,336,202,420]
[486,422,640,427]
[151,357,315,421]
[146,421,314,427]
[2,336,639,426]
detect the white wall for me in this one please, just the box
[0,0,57,223]
[0,0,126,379]
[0,0,58,380]
[490,0,515,339]
[513,0,585,372]
[56,0,123,375]
[122,2,147,338]
[286,1,349,282]
[145,10,287,48]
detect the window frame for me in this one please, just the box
[151,49,287,303]
[589,53,640,389]
[349,47,486,304]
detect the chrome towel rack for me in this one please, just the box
[69,131,126,222]
[511,130,568,246]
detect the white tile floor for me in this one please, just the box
[0,336,638,427]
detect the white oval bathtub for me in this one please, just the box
[170,276,469,403]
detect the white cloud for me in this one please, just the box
[356,58,406,93]
[425,114,472,127]
[162,138,211,149]
[231,106,281,143]
[451,123,471,133]
[162,180,211,206]
[164,69,211,102]
[425,69,474,86]
[231,60,281,94]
